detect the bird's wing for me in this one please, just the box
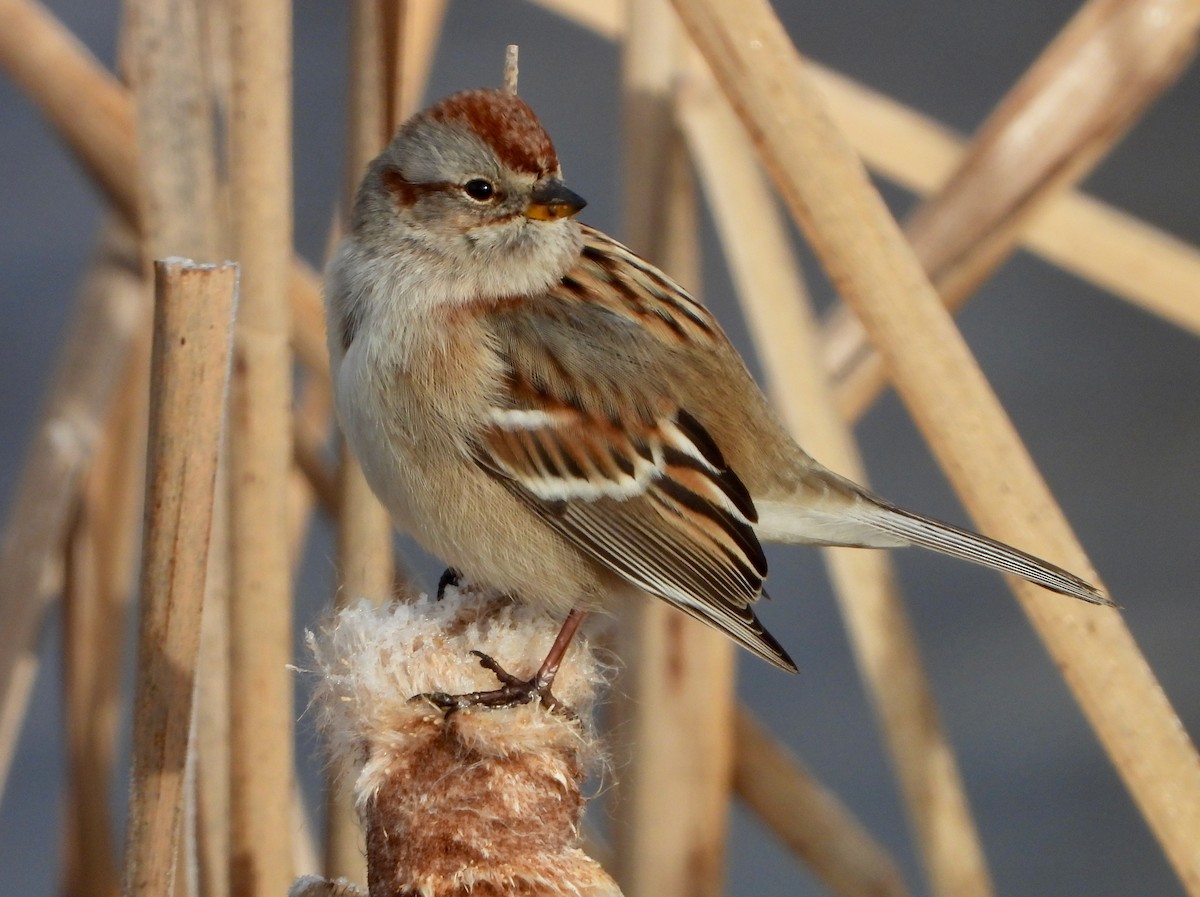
[475,266,796,671]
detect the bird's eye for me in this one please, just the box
[463,178,497,202]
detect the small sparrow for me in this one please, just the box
[326,88,1105,704]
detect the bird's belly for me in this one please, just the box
[334,356,601,615]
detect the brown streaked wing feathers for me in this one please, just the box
[474,279,797,672]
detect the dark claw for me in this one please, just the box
[409,651,575,719]
[435,567,462,601]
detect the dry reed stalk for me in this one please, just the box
[226,1,296,894]
[671,1,1200,892]
[379,0,447,137]
[290,264,331,379]
[63,509,121,897]
[63,267,151,897]
[292,786,322,882]
[821,0,1200,419]
[734,709,909,897]
[0,0,330,376]
[808,63,1200,416]
[125,0,222,257]
[122,259,237,897]
[526,0,1200,378]
[503,44,519,95]
[0,0,327,773]
[0,224,146,799]
[288,371,337,559]
[679,76,993,897]
[192,6,235,894]
[344,0,386,199]
[0,0,140,223]
[125,4,229,889]
[196,471,232,897]
[610,7,735,897]
[293,413,340,520]
[527,0,623,37]
[322,3,401,880]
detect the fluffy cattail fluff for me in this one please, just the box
[301,585,620,897]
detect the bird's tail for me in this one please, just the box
[755,491,1108,606]
[862,503,1108,605]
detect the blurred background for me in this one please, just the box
[1,1,1197,895]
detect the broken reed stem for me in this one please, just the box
[503,44,519,94]
[0,222,146,800]
[125,3,231,891]
[671,1,1200,893]
[734,709,909,897]
[0,0,326,798]
[821,0,1200,419]
[122,259,237,897]
[679,76,993,897]
[227,0,296,893]
[610,7,734,897]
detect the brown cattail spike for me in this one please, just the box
[306,585,620,897]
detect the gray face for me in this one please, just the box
[343,92,587,312]
[383,117,548,243]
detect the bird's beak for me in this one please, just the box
[525,179,587,221]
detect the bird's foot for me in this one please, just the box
[411,650,573,718]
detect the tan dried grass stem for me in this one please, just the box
[63,270,150,897]
[0,224,146,799]
[503,44,519,95]
[122,259,237,897]
[679,75,993,897]
[809,63,1200,416]
[0,0,329,374]
[735,709,909,897]
[197,471,232,897]
[125,1,229,878]
[344,0,386,204]
[0,0,140,223]
[610,7,734,897]
[64,508,122,897]
[226,0,296,893]
[321,2,417,880]
[125,0,222,258]
[822,0,1200,419]
[380,0,447,135]
[527,0,1200,370]
[527,0,623,38]
[671,0,1200,891]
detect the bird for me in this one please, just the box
[324,86,1106,709]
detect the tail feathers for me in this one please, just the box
[862,503,1109,605]
[754,494,1108,605]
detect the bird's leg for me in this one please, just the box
[413,609,588,715]
[435,567,462,600]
